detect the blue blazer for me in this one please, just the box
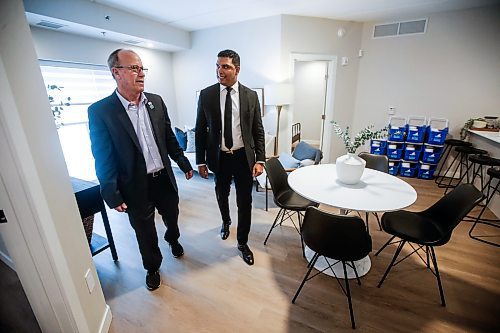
[88,92,192,209]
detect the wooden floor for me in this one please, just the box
[92,170,500,333]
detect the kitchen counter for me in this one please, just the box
[468,130,499,218]
[469,129,500,145]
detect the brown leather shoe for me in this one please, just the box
[237,244,254,265]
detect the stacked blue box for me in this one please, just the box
[403,143,423,162]
[406,125,426,143]
[426,118,449,145]
[400,161,418,178]
[370,139,387,155]
[388,160,400,176]
[387,142,404,159]
[388,126,406,141]
[426,127,448,145]
[369,117,448,180]
[417,162,437,179]
[422,144,444,164]
[406,116,426,143]
[388,116,406,142]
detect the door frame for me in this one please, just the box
[289,53,337,163]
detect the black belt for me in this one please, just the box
[222,148,244,155]
[148,169,164,178]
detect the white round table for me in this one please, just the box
[288,164,417,278]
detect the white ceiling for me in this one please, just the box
[94,0,499,31]
[25,0,500,51]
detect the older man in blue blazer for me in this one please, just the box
[88,49,193,290]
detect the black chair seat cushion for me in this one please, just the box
[455,146,488,155]
[381,211,450,246]
[444,139,472,147]
[303,208,372,262]
[276,190,318,211]
[469,155,500,166]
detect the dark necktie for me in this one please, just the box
[224,87,233,150]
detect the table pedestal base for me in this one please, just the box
[304,247,371,279]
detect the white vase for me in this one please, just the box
[336,153,366,185]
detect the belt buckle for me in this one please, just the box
[151,169,162,177]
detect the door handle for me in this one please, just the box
[0,210,7,223]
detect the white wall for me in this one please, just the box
[172,16,282,130]
[281,16,364,161]
[0,0,110,331]
[354,5,500,138]
[30,27,180,124]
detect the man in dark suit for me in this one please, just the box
[88,49,193,290]
[195,49,265,265]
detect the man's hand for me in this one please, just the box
[114,203,127,213]
[185,170,194,180]
[252,163,264,177]
[198,165,209,179]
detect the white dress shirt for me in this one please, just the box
[116,90,164,173]
[220,82,244,151]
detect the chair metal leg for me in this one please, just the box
[365,212,370,234]
[444,153,464,194]
[435,145,452,184]
[292,252,319,303]
[342,261,356,329]
[351,261,361,285]
[429,247,446,306]
[437,149,460,188]
[298,211,305,258]
[378,240,406,288]
[469,179,500,247]
[426,246,430,268]
[374,235,396,256]
[373,212,382,231]
[264,208,284,245]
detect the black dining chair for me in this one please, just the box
[264,157,318,256]
[358,152,389,232]
[292,207,372,329]
[375,183,484,306]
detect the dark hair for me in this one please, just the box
[217,49,240,67]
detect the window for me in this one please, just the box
[39,60,116,181]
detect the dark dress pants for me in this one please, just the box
[214,149,254,245]
[127,171,180,272]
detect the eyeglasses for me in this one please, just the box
[114,65,148,74]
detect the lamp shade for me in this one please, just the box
[264,83,293,106]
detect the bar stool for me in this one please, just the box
[469,167,500,247]
[458,155,500,192]
[435,139,472,187]
[443,146,488,194]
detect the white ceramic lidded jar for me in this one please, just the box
[336,153,367,185]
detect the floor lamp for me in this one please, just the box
[264,83,293,155]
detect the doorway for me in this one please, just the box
[293,60,328,149]
[290,53,337,163]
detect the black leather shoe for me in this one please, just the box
[220,222,231,240]
[146,270,160,290]
[237,244,254,266]
[169,240,184,258]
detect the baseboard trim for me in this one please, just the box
[0,250,14,270]
[98,304,112,333]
